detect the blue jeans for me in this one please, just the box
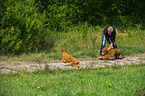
[100,33,117,56]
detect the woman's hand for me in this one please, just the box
[110,43,113,48]
[107,47,111,50]
[107,43,113,50]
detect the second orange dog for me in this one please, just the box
[61,50,80,68]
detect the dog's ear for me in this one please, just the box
[61,50,67,52]
[102,48,108,55]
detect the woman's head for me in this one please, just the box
[108,26,113,35]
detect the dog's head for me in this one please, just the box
[102,48,108,55]
[61,50,67,53]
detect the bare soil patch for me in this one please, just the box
[0,53,145,74]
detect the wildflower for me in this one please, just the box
[10,26,14,34]
[56,83,58,85]
[7,7,10,10]
[37,87,40,88]
[45,23,49,26]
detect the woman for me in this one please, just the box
[100,26,117,56]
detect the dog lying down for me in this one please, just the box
[61,50,80,68]
[99,47,122,60]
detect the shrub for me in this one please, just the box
[0,0,47,54]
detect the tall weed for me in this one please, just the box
[48,23,103,58]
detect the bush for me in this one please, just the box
[46,3,79,31]
[0,0,47,54]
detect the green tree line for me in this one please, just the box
[0,0,145,54]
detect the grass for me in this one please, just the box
[0,64,145,96]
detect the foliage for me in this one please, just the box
[117,0,145,26]
[0,0,47,54]
[36,0,145,29]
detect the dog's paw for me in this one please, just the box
[109,56,115,60]
[99,56,103,60]
[77,65,80,68]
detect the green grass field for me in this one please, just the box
[0,64,145,96]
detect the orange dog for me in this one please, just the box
[61,50,80,68]
[99,48,122,60]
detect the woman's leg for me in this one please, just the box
[100,33,106,56]
[113,39,118,58]
[113,39,117,49]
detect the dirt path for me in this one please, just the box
[0,54,145,74]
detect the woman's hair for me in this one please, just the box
[108,26,113,32]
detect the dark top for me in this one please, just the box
[103,26,116,44]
